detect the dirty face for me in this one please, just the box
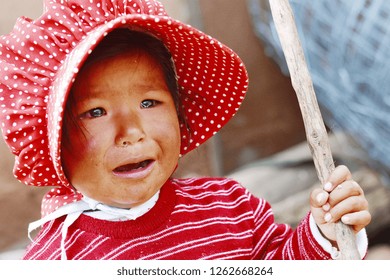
[61,49,181,208]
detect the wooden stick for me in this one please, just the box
[268,0,360,259]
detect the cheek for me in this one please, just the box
[156,113,181,145]
[163,122,181,163]
[61,127,103,176]
[61,137,105,193]
[61,140,87,177]
[145,111,181,160]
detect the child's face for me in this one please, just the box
[61,49,181,208]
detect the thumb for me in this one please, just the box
[310,188,329,208]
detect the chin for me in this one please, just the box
[109,195,150,208]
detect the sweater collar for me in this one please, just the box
[73,179,176,238]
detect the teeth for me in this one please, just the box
[133,162,145,170]
[115,160,150,172]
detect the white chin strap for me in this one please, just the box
[28,191,160,260]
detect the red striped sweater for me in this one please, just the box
[23,177,332,260]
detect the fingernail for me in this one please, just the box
[324,213,332,222]
[322,203,330,211]
[341,216,350,224]
[324,182,332,192]
[317,193,326,204]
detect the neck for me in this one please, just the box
[81,191,161,221]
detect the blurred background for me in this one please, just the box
[0,0,389,259]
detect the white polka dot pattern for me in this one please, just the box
[0,0,248,215]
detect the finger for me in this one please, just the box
[323,165,352,192]
[311,203,328,227]
[327,195,369,223]
[328,180,363,206]
[341,210,372,233]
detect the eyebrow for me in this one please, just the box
[74,83,170,103]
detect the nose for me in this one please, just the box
[114,110,146,147]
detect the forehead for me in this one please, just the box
[72,49,167,97]
[80,47,162,77]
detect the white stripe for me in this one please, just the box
[140,230,253,260]
[51,229,85,260]
[173,194,248,213]
[201,248,254,260]
[25,218,55,255]
[46,229,84,260]
[61,211,84,260]
[255,223,281,256]
[175,185,242,200]
[177,178,238,191]
[27,220,63,260]
[74,236,110,260]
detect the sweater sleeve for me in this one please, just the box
[309,213,368,259]
[248,191,332,260]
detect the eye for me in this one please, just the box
[140,99,159,109]
[82,107,107,119]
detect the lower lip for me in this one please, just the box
[112,161,155,179]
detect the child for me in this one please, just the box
[0,0,370,260]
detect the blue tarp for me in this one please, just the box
[247,0,390,181]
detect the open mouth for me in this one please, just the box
[114,160,153,173]
[113,160,154,178]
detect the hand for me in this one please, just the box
[310,165,371,242]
